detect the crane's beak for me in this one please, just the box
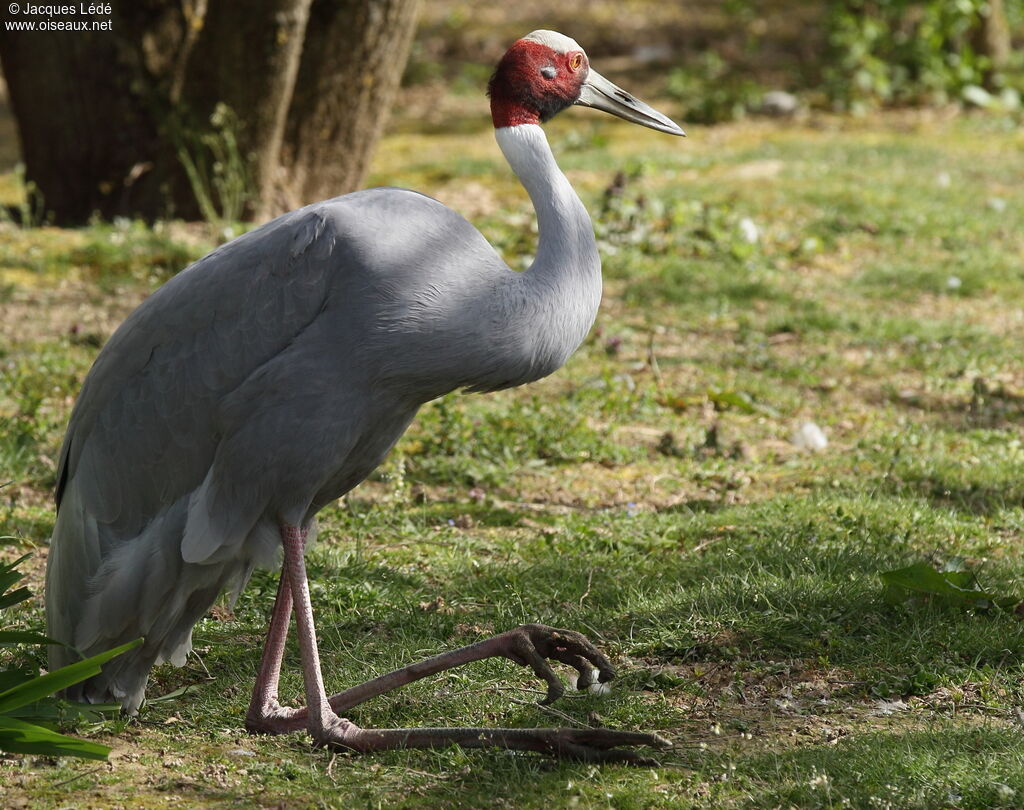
[575,69,685,136]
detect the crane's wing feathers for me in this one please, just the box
[47,201,355,703]
[56,204,342,535]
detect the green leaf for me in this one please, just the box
[0,572,25,598]
[8,697,122,726]
[0,715,110,760]
[0,586,33,611]
[146,684,197,704]
[880,562,1020,610]
[0,573,22,594]
[881,562,975,598]
[707,387,781,418]
[6,700,64,723]
[0,629,62,647]
[0,638,142,714]
[0,552,31,577]
[0,668,38,694]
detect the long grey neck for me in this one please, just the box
[493,125,602,378]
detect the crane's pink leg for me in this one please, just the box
[245,571,302,733]
[248,523,668,764]
[279,524,357,736]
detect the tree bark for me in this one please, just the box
[0,3,177,222]
[973,0,1011,86]
[276,0,421,213]
[0,0,419,224]
[180,0,313,218]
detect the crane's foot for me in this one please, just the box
[314,716,669,765]
[244,620,668,763]
[488,623,616,703]
[317,622,620,716]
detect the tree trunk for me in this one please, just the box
[973,0,1011,87]
[180,0,313,219]
[0,0,419,224]
[276,0,421,213]
[0,3,177,222]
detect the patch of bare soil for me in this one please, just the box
[0,277,144,346]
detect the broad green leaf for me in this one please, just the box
[9,697,122,725]
[0,552,31,576]
[0,572,25,596]
[7,700,63,723]
[0,586,33,611]
[0,668,38,694]
[0,629,61,647]
[880,562,1020,610]
[0,716,110,760]
[0,638,142,714]
[881,562,979,599]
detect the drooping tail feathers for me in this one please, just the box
[45,481,271,712]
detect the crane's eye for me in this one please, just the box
[568,53,584,71]
[540,65,557,80]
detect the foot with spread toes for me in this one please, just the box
[243,527,668,765]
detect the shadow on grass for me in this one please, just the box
[875,444,1024,517]
[358,723,1024,810]
[886,382,1024,434]
[174,493,1024,789]
[656,498,731,515]
[886,471,1024,517]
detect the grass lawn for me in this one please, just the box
[2,101,1024,808]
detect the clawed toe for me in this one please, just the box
[311,715,366,749]
[568,728,671,749]
[500,623,617,704]
[551,727,670,765]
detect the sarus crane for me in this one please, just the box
[46,30,684,763]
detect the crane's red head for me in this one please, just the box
[488,30,590,129]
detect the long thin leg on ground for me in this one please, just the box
[245,570,299,732]
[249,523,669,764]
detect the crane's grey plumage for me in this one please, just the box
[47,30,683,762]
